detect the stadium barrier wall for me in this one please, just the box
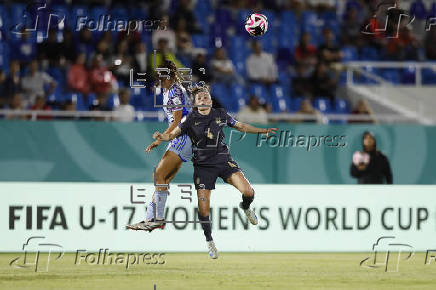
[0,120,435,184]
[3,182,436,252]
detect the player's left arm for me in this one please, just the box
[233,121,278,137]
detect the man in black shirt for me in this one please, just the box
[350,131,393,184]
[153,86,277,259]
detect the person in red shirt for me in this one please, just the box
[30,95,52,120]
[89,54,116,95]
[67,53,90,96]
[294,32,317,68]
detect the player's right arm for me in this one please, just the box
[145,110,182,152]
[153,126,182,142]
[153,112,191,142]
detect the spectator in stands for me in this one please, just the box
[175,18,193,54]
[89,92,111,112]
[30,95,52,120]
[152,15,177,53]
[6,93,25,120]
[92,39,112,66]
[211,48,242,85]
[318,27,343,64]
[149,38,183,71]
[292,64,312,98]
[3,61,22,101]
[59,100,77,120]
[425,28,436,60]
[191,49,212,84]
[89,54,115,95]
[349,99,375,123]
[67,53,90,96]
[111,40,133,86]
[246,41,278,85]
[340,6,364,47]
[171,0,202,34]
[132,43,148,73]
[350,131,393,184]
[10,28,37,65]
[310,62,337,101]
[21,60,56,108]
[76,29,95,59]
[294,98,322,123]
[60,28,77,64]
[113,89,135,122]
[38,29,62,67]
[294,32,317,69]
[237,95,268,124]
[385,27,420,61]
[0,70,7,108]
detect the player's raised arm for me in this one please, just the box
[153,126,182,142]
[233,121,278,137]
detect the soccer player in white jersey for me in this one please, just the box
[127,60,192,232]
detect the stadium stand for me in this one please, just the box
[0,0,435,124]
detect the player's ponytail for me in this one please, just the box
[162,59,181,84]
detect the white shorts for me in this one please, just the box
[166,134,192,162]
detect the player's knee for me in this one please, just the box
[242,186,254,197]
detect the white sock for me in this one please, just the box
[155,190,169,220]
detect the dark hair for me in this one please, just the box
[161,59,181,83]
[190,85,210,99]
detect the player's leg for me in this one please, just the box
[225,170,258,225]
[195,165,218,259]
[146,150,182,221]
[197,188,217,259]
[127,150,182,231]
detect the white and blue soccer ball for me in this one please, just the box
[245,13,268,37]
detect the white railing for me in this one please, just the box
[344,61,436,125]
[0,109,415,123]
[345,61,436,87]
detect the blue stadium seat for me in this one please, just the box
[110,7,129,20]
[410,0,428,20]
[380,69,400,84]
[64,92,86,111]
[70,6,88,29]
[210,82,228,100]
[192,34,209,49]
[270,84,286,100]
[249,83,269,104]
[431,2,436,16]
[360,46,379,61]
[231,83,247,101]
[313,98,331,113]
[0,5,9,30]
[236,10,250,35]
[401,66,416,84]
[272,95,291,112]
[334,98,350,114]
[290,98,303,112]
[341,46,358,62]
[358,65,379,84]
[422,68,436,84]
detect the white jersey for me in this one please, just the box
[162,83,191,124]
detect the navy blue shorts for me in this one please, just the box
[193,160,240,190]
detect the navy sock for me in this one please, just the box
[198,214,212,241]
[241,193,254,210]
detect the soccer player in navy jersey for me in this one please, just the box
[153,86,277,259]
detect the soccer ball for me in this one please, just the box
[245,13,268,37]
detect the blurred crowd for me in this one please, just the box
[0,0,435,123]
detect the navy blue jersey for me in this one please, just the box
[178,108,237,165]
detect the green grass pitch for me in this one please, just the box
[1,253,436,289]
